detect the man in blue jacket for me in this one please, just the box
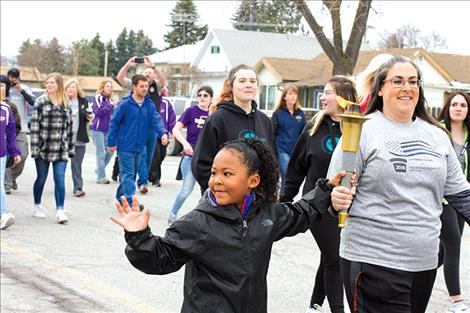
[107,75,166,205]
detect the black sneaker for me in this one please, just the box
[152,181,161,187]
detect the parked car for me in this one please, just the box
[165,96,198,156]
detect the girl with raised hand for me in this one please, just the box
[111,138,353,313]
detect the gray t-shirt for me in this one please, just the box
[9,83,34,132]
[69,99,82,145]
[328,111,470,271]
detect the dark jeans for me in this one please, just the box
[70,144,86,192]
[309,212,344,312]
[341,258,436,313]
[5,132,29,189]
[438,203,466,296]
[33,158,67,209]
[148,139,167,184]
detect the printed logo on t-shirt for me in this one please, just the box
[321,135,340,154]
[386,140,442,173]
[194,115,208,128]
[238,129,267,142]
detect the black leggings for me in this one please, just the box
[341,258,436,313]
[438,203,466,296]
[309,212,344,313]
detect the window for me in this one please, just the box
[211,46,220,54]
[259,85,277,110]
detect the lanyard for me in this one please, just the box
[458,139,468,163]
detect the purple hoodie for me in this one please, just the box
[0,102,20,158]
[90,93,114,132]
[159,97,176,134]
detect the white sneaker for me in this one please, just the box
[56,210,68,224]
[0,213,15,230]
[448,301,468,313]
[33,204,47,218]
[305,304,322,313]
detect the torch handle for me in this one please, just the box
[338,171,353,228]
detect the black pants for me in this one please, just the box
[438,203,465,296]
[309,212,344,312]
[112,156,119,180]
[341,258,436,313]
[148,139,166,184]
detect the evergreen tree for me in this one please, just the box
[164,0,208,49]
[232,0,302,33]
[135,30,156,56]
[115,28,130,70]
[71,39,101,76]
[232,0,261,31]
[127,30,137,57]
[90,33,106,75]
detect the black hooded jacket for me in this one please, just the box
[280,116,341,202]
[191,100,276,191]
[124,179,333,313]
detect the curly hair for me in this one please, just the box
[222,138,279,202]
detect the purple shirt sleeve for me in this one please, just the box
[6,106,21,157]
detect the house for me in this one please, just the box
[190,28,326,98]
[149,41,204,97]
[0,65,125,102]
[256,48,470,116]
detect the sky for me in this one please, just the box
[1,1,470,59]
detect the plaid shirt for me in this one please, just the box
[30,94,74,162]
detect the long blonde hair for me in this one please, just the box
[46,73,68,108]
[65,78,85,99]
[355,53,393,97]
[309,75,357,136]
[274,84,301,111]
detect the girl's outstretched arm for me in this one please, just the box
[110,196,190,275]
[274,171,354,240]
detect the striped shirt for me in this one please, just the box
[30,94,74,162]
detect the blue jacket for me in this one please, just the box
[271,108,305,154]
[107,94,167,153]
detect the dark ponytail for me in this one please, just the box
[222,138,279,202]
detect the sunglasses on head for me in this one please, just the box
[197,93,210,98]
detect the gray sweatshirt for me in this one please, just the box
[328,111,470,271]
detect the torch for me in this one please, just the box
[336,96,369,228]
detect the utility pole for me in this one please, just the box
[104,49,109,77]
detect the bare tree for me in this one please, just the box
[377,24,447,51]
[294,0,372,75]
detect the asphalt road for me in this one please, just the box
[1,145,469,313]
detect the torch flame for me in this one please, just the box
[336,95,355,110]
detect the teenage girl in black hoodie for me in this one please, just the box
[280,76,357,313]
[191,64,276,192]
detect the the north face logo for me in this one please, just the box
[261,219,273,227]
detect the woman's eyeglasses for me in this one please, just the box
[383,78,421,88]
[197,93,210,98]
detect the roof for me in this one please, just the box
[149,41,204,65]
[192,28,324,68]
[0,65,123,92]
[294,48,470,86]
[0,65,44,81]
[255,57,317,81]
